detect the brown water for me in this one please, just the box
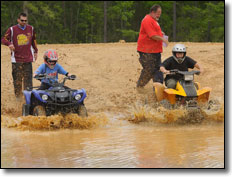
[1,111,224,168]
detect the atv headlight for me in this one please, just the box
[75,94,82,100]
[184,75,194,81]
[42,94,48,101]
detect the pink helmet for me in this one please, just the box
[43,49,58,69]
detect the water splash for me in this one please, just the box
[201,103,224,122]
[1,113,109,130]
[127,100,224,124]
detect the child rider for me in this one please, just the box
[160,44,203,89]
[34,49,72,90]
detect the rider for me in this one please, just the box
[160,44,203,89]
[34,49,72,90]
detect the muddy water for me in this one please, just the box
[1,112,224,168]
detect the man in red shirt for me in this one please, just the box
[1,12,38,101]
[137,4,168,88]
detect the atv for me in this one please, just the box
[22,74,88,117]
[153,69,212,109]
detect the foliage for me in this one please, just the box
[1,1,224,44]
[120,29,139,42]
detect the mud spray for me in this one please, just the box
[1,98,224,130]
[1,113,109,131]
[126,99,224,125]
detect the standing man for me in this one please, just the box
[1,12,38,101]
[136,4,168,88]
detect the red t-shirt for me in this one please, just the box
[137,15,163,53]
[1,24,38,63]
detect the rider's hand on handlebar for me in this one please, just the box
[34,74,41,78]
[34,74,47,79]
[66,73,73,77]
[196,72,200,75]
[195,69,203,75]
[66,73,76,80]
[163,70,170,74]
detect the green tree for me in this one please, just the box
[1,1,224,44]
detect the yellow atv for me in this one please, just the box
[153,69,212,108]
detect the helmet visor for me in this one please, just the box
[45,57,57,66]
[48,60,57,65]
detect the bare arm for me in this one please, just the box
[160,66,170,74]
[194,63,204,74]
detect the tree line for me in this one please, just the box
[1,1,224,44]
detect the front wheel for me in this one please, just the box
[78,104,88,117]
[33,105,46,116]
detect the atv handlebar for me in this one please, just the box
[34,74,77,87]
[34,74,76,80]
[34,74,54,80]
[33,74,77,89]
[169,70,200,75]
[169,69,179,74]
[62,75,76,84]
[194,71,200,75]
[69,75,76,80]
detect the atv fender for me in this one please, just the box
[197,87,212,103]
[163,89,177,104]
[23,90,32,104]
[72,88,87,103]
[153,82,165,101]
[31,90,49,103]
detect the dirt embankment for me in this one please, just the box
[1,42,224,116]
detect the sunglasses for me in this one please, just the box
[20,19,27,22]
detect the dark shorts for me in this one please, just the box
[137,52,163,87]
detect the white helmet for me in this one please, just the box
[172,44,186,64]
